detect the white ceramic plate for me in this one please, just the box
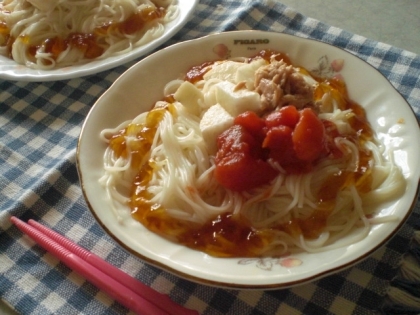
[77,31,420,289]
[0,0,197,82]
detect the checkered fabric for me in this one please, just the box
[1,1,419,314]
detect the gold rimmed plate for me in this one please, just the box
[77,30,420,289]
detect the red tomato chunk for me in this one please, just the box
[292,108,326,161]
[264,105,300,129]
[215,125,277,191]
[214,106,328,191]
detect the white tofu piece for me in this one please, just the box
[215,81,261,117]
[174,81,203,116]
[203,61,244,82]
[202,84,218,109]
[200,104,234,154]
[235,58,268,89]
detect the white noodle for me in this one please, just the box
[0,0,179,69]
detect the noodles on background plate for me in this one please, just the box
[99,49,406,258]
[0,0,178,69]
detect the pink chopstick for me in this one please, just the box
[26,219,196,315]
[11,216,198,315]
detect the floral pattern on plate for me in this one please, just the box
[238,256,303,271]
[311,55,345,78]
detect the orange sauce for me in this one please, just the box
[176,213,273,257]
[108,102,174,169]
[132,206,274,257]
[95,6,165,36]
[0,21,8,36]
[184,61,214,83]
[1,6,165,63]
[108,51,376,257]
[315,77,374,204]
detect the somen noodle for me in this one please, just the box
[0,0,178,69]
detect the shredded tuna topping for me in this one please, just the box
[255,59,314,111]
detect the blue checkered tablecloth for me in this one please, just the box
[1,1,420,314]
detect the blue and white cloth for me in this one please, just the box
[1,1,419,314]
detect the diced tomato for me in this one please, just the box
[262,125,313,174]
[215,153,278,191]
[292,108,326,161]
[215,125,278,191]
[263,125,295,168]
[264,105,300,129]
[214,106,330,191]
[216,125,262,160]
[262,125,293,152]
[234,111,266,141]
